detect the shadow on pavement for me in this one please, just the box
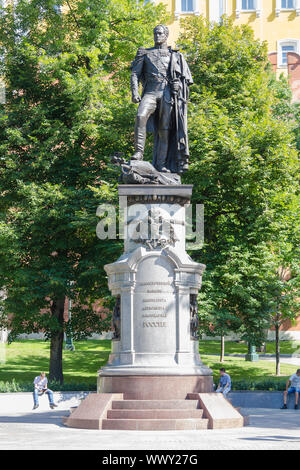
[240,435,300,442]
[245,409,300,430]
[0,410,68,427]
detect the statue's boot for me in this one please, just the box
[156,165,170,173]
[131,151,143,161]
[132,120,146,160]
[155,130,171,173]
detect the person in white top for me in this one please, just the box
[33,372,58,410]
[281,369,300,410]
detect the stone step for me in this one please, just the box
[234,407,250,426]
[107,408,204,419]
[243,415,250,426]
[111,399,200,410]
[102,418,209,431]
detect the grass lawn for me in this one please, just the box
[0,339,299,391]
[202,355,297,384]
[198,340,300,356]
[0,340,111,389]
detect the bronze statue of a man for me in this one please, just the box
[130,25,193,174]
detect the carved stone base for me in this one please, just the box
[111,157,182,185]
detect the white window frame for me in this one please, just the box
[236,0,261,18]
[209,0,227,23]
[281,0,295,10]
[241,0,256,11]
[276,0,300,15]
[277,39,300,67]
[175,0,200,18]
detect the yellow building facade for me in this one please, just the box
[161,0,300,53]
[157,0,300,100]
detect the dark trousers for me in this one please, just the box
[135,90,173,168]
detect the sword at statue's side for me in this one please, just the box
[171,50,180,173]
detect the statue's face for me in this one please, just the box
[154,27,168,46]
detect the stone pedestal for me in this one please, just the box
[98,185,213,398]
[245,344,259,362]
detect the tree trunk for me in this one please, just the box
[220,335,225,363]
[275,320,280,376]
[49,297,65,384]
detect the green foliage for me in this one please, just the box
[0,339,111,386]
[0,0,167,326]
[179,17,300,344]
[0,379,96,392]
[231,378,288,391]
[0,5,299,380]
[0,0,168,379]
[0,378,288,392]
[1,339,297,392]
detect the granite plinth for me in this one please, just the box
[63,393,123,429]
[97,374,214,400]
[187,393,245,429]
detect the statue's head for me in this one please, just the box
[153,24,169,46]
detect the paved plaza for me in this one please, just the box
[1,408,300,450]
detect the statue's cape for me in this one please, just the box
[149,49,193,173]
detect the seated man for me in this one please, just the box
[33,372,58,410]
[281,369,300,410]
[216,367,231,398]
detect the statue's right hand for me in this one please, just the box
[132,94,141,104]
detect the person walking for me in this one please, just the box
[33,372,58,410]
[280,369,300,410]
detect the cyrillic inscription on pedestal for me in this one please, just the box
[134,255,176,355]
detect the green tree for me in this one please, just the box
[267,192,300,375]
[0,0,168,383]
[179,17,300,351]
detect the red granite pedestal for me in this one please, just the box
[97,373,214,399]
[63,387,247,430]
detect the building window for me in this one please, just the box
[175,0,200,17]
[181,0,194,11]
[281,0,294,8]
[276,0,300,15]
[236,0,261,17]
[209,0,226,22]
[281,45,296,65]
[242,0,255,9]
[278,40,300,66]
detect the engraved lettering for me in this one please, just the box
[142,313,167,318]
[143,321,167,327]
[138,282,172,286]
[142,306,165,311]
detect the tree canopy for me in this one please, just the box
[0,7,299,382]
[179,16,300,345]
[0,0,168,382]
